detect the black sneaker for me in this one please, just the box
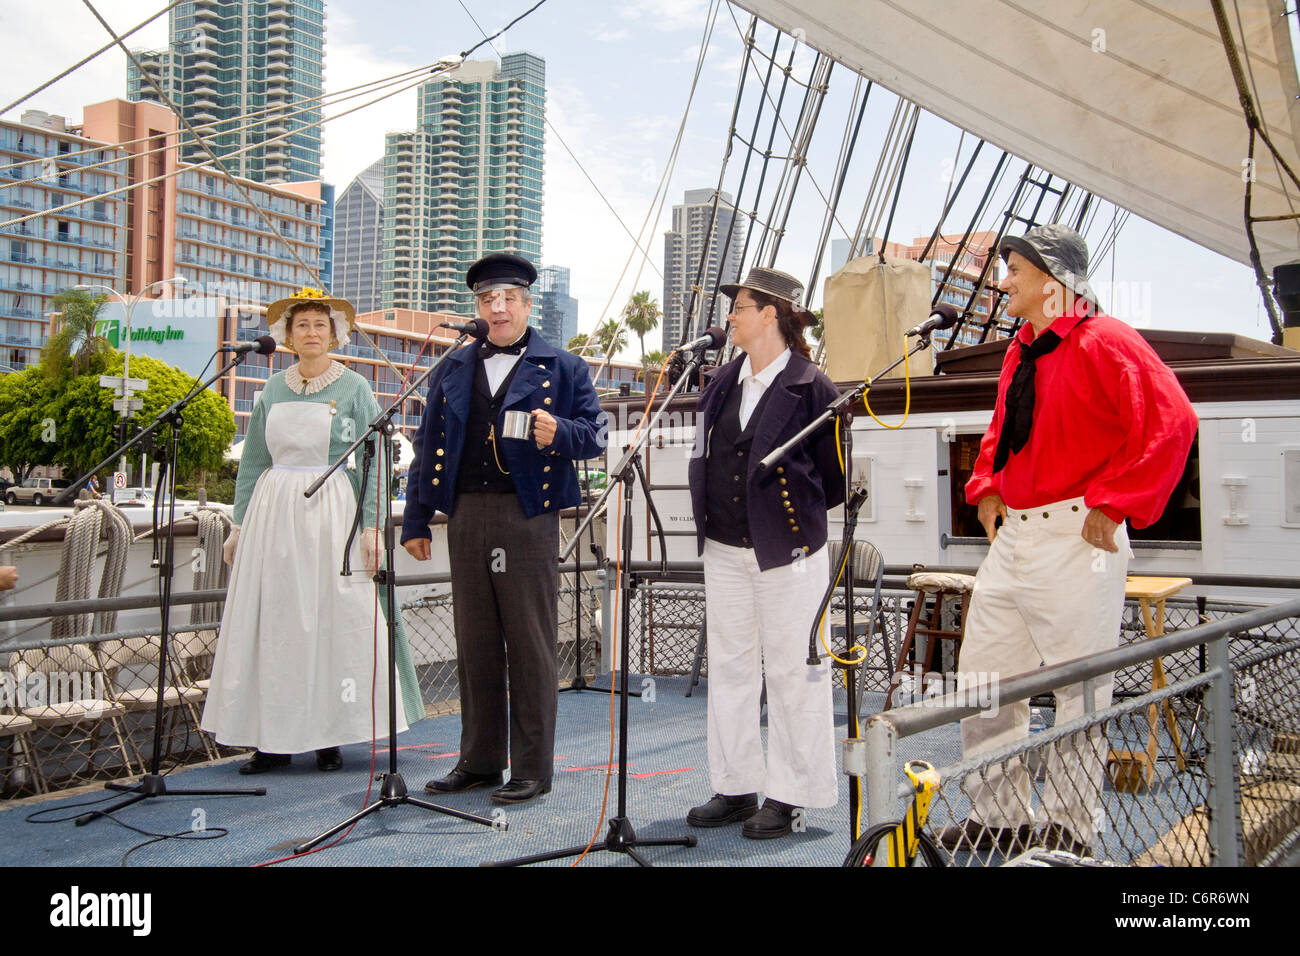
[686,793,758,827]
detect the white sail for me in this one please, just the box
[735,0,1300,269]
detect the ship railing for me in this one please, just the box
[859,595,1300,867]
[0,562,605,797]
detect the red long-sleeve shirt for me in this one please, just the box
[965,308,1198,528]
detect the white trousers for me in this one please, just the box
[959,497,1129,841]
[703,540,838,808]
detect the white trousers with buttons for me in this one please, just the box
[703,539,838,808]
[958,496,1129,842]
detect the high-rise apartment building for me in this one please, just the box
[382,53,545,315]
[82,100,323,310]
[534,265,577,348]
[661,187,743,353]
[333,159,383,313]
[128,0,324,184]
[0,111,130,372]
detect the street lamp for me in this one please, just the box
[73,276,187,489]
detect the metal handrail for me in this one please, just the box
[872,596,1300,739]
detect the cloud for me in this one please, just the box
[619,0,713,33]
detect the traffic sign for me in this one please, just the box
[112,397,144,413]
[113,472,126,490]
[99,375,148,393]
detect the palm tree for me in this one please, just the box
[566,331,592,354]
[621,290,661,367]
[42,288,112,380]
[640,349,667,384]
[593,318,628,357]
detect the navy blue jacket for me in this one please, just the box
[689,353,845,571]
[401,334,606,541]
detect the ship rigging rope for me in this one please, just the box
[0,67,437,232]
[79,0,323,284]
[455,0,711,370]
[0,1,183,118]
[542,0,721,380]
[0,60,445,183]
[688,20,788,342]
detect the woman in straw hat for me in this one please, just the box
[685,267,845,840]
[202,289,423,774]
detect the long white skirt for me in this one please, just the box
[201,465,407,753]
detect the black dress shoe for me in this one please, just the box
[937,818,1033,852]
[686,793,758,828]
[238,751,291,775]
[742,798,798,840]
[315,747,342,772]
[1036,822,1092,857]
[489,778,552,804]
[424,766,504,794]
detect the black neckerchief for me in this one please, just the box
[480,327,530,358]
[992,316,1088,473]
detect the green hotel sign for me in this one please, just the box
[93,318,186,348]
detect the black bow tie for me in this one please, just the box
[480,340,525,358]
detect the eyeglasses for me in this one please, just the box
[730,303,762,315]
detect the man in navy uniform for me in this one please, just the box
[402,252,605,804]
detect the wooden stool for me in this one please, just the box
[1107,576,1192,792]
[885,571,976,709]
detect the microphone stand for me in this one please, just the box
[757,334,930,843]
[487,344,711,866]
[61,349,269,825]
[293,328,497,854]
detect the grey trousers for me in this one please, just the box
[447,492,559,780]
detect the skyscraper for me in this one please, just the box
[534,265,577,348]
[382,53,545,315]
[333,159,384,313]
[127,0,324,184]
[661,187,743,352]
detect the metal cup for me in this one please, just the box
[501,409,533,441]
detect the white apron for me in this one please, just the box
[201,401,407,752]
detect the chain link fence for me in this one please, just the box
[861,600,1300,868]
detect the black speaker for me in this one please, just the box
[1271,261,1300,328]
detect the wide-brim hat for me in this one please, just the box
[266,288,357,348]
[999,224,1103,314]
[719,267,815,326]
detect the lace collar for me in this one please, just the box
[285,360,344,395]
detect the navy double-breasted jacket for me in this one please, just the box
[400,334,606,541]
[688,352,845,571]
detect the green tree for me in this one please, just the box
[593,318,628,357]
[0,367,57,483]
[47,354,236,482]
[640,349,667,383]
[41,288,112,381]
[621,290,661,367]
[566,331,592,354]
[809,307,825,342]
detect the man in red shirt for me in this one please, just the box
[939,225,1198,856]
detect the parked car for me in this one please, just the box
[4,477,70,506]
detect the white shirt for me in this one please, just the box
[736,348,791,430]
[483,332,528,394]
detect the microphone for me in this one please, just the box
[906,303,961,338]
[440,319,489,338]
[221,335,278,355]
[680,326,727,352]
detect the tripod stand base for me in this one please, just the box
[483,815,696,867]
[75,772,266,826]
[292,771,500,855]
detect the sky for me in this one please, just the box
[0,0,1282,353]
